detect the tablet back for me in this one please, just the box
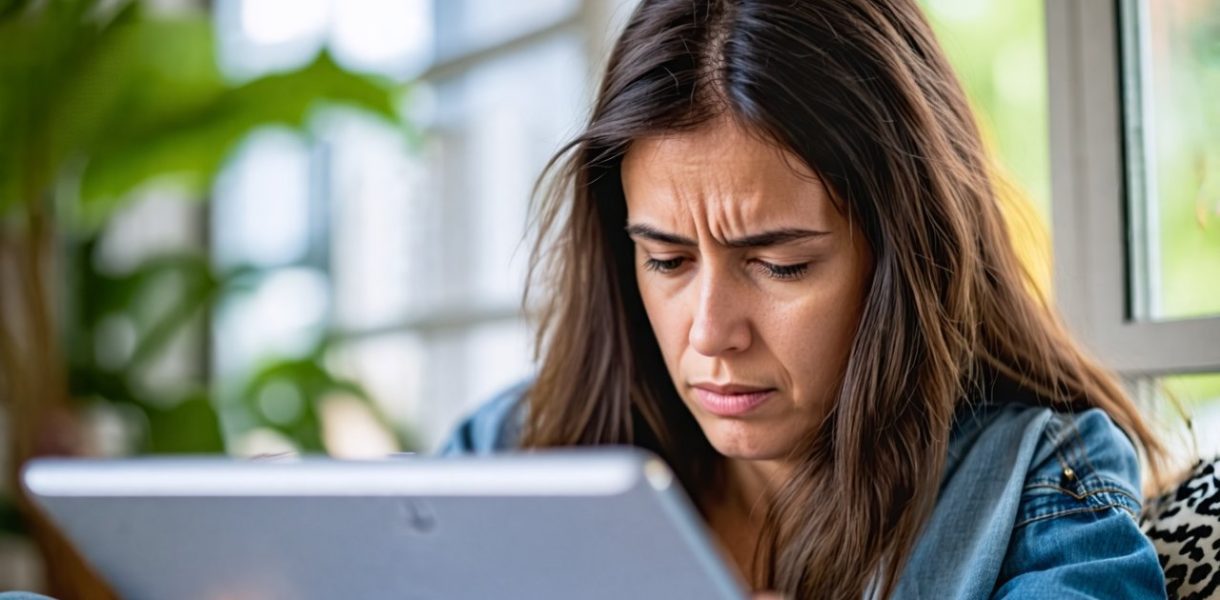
[23,449,745,600]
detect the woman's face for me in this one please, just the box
[622,120,873,464]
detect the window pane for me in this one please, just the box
[429,34,587,312]
[212,129,316,270]
[1123,0,1220,321]
[330,0,433,78]
[330,320,533,453]
[329,35,588,327]
[328,333,426,448]
[1149,372,1220,459]
[327,112,432,330]
[920,0,1052,294]
[211,267,331,381]
[216,0,433,80]
[435,0,579,58]
[417,320,535,451]
[214,0,330,80]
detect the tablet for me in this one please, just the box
[22,448,746,600]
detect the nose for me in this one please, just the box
[688,267,752,356]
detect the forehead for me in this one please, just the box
[620,120,838,228]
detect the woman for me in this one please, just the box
[442,0,1170,597]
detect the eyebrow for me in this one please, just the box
[624,223,830,249]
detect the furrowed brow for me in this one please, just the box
[624,224,696,246]
[625,223,828,248]
[722,229,829,248]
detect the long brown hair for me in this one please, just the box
[520,1,1167,597]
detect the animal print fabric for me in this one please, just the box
[1141,458,1220,600]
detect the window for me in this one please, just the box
[1122,0,1220,323]
[1047,0,1220,454]
[210,0,639,453]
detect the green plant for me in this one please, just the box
[0,0,405,596]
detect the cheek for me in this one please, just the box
[785,307,855,381]
[767,272,866,402]
[635,271,688,363]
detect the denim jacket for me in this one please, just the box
[438,382,1167,599]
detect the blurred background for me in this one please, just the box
[0,0,1216,595]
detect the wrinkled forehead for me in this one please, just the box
[620,120,842,232]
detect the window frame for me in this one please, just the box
[334,0,630,344]
[1045,0,1220,377]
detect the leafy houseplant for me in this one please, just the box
[0,0,404,595]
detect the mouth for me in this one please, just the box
[689,382,777,417]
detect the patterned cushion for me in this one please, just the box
[1141,458,1220,600]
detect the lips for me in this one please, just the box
[690,382,776,417]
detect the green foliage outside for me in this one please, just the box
[921,0,1050,218]
[921,0,1220,414]
[0,0,413,461]
[1145,3,1220,413]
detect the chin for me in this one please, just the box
[698,416,790,461]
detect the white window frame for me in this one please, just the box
[1045,0,1220,377]
[334,0,633,344]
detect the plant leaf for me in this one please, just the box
[144,392,226,453]
[76,50,402,225]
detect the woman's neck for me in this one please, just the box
[706,458,792,586]
[726,457,790,508]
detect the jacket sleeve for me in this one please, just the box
[992,408,1167,599]
[435,380,529,455]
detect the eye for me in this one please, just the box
[753,260,809,281]
[643,257,686,274]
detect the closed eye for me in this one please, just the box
[644,257,686,273]
[753,260,809,281]
[644,257,809,281]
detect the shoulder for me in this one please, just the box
[435,380,529,455]
[1013,406,1143,527]
[948,400,1142,517]
[993,405,1164,597]
[903,401,1162,597]
[949,401,1144,528]
[980,403,1162,597]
